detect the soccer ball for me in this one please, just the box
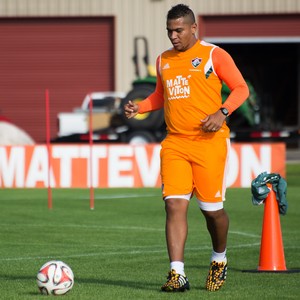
[36,260,74,295]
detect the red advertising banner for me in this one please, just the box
[0,143,285,188]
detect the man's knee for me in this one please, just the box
[201,208,227,220]
[165,198,189,214]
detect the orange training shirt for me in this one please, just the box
[137,40,249,137]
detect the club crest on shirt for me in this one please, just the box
[191,57,202,68]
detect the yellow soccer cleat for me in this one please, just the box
[206,261,227,291]
[161,269,190,292]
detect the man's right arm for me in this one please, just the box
[137,56,165,113]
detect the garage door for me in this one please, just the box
[197,14,300,133]
[198,14,300,41]
[0,17,114,142]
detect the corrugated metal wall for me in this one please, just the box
[199,14,300,40]
[0,0,299,92]
[0,17,115,142]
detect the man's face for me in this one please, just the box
[166,17,197,52]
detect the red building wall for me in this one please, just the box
[0,17,115,143]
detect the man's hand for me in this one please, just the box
[124,100,139,119]
[201,109,227,132]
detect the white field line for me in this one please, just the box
[229,231,260,238]
[94,194,159,199]
[0,223,165,232]
[1,234,299,262]
[0,224,290,262]
[0,193,160,201]
[0,243,262,262]
[0,225,263,262]
[0,223,261,237]
[3,243,300,262]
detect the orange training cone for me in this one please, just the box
[257,185,287,271]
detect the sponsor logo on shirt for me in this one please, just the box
[166,75,191,100]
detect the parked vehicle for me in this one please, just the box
[54,91,166,144]
[52,37,299,145]
[53,89,299,145]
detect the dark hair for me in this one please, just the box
[167,4,196,24]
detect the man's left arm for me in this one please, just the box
[213,47,249,114]
[201,47,250,132]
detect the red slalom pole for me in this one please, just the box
[45,89,52,209]
[88,93,95,210]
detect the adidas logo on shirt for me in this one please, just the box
[163,63,170,70]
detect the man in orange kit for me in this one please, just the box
[124,3,249,292]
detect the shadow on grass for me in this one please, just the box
[77,277,211,292]
[0,274,35,281]
[188,263,300,274]
[76,277,159,291]
[0,273,160,293]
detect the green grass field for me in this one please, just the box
[0,164,299,299]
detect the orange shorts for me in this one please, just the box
[160,134,230,203]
